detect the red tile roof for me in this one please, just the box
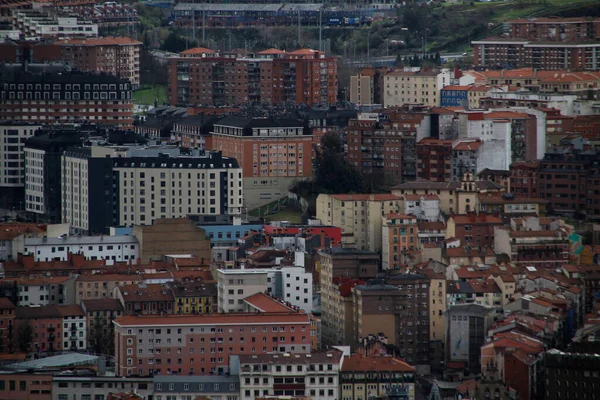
[180,47,215,55]
[417,221,446,231]
[114,313,310,326]
[16,305,85,319]
[243,293,296,313]
[441,85,472,91]
[468,279,501,294]
[257,48,286,55]
[341,355,415,372]
[119,283,174,302]
[0,298,15,309]
[450,214,503,225]
[453,140,482,151]
[334,278,366,297]
[0,223,46,240]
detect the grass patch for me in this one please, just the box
[133,85,168,106]
[263,207,303,224]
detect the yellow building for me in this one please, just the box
[383,69,450,107]
[309,314,321,351]
[340,354,416,400]
[381,213,419,270]
[167,279,217,314]
[493,274,517,305]
[316,193,403,251]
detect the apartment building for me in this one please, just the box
[477,40,600,70]
[383,69,450,107]
[538,149,600,216]
[8,275,74,306]
[210,116,312,209]
[416,138,454,182]
[115,283,175,315]
[446,214,503,247]
[15,304,86,352]
[505,17,600,41]
[153,375,239,400]
[0,123,42,204]
[170,115,218,150]
[494,226,570,269]
[315,193,403,250]
[62,145,242,230]
[75,274,142,304]
[318,248,379,347]
[381,214,418,270]
[167,279,217,314]
[52,376,154,400]
[451,139,484,181]
[81,299,123,351]
[340,354,416,400]
[55,37,142,88]
[12,10,98,38]
[238,349,343,400]
[345,115,419,186]
[349,67,386,105]
[217,269,268,313]
[18,235,139,262]
[168,48,337,107]
[113,313,311,376]
[24,129,87,223]
[0,69,134,128]
[509,161,539,198]
[353,275,431,372]
[0,298,15,353]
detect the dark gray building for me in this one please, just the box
[153,374,240,399]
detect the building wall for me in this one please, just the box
[0,373,53,400]
[23,238,138,262]
[52,376,154,400]
[430,277,446,342]
[0,124,41,189]
[217,270,268,313]
[24,147,45,215]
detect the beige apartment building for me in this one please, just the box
[383,69,450,107]
[216,269,268,313]
[75,274,142,304]
[316,193,403,251]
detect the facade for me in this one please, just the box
[19,235,139,262]
[543,349,600,400]
[12,11,98,38]
[153,375,239,400]
[315,194,403,250]
[115,283,175,315]
[445,304,495,372]
[15,304,86,352]
[381,214,418,270]
[52,376,154,400]
[440,85,470,107]
[75,274,142,303]
[210,116,312,209]
[0,123,42,203]
[494,226,570,268]
[349,68,385,105]
[131,218,212,264]
[167,279,217,314]
[113,313,311,376]
[81,298,123,351]
[345,115,420,186]
[446,214,503,247]
[356,275,431,371]
[340,354,416,400]
[403,194,440,222]
[509,161,539,198]
[54,37,142,88]
[217,269,268,313]
[383,69,450,107]
[170,115,217,150]
[24,129,87,223]
[112,151,242,227]
[238,350,343,400]
[416,138,453,182]
[319,248,379,347]
[10,276,74,306]
[0,70,134,128]
[0,297,15,353]
[168,48,337,107]
[451,139,483,181]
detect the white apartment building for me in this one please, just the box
[0,123,41,188]
[15,235,139,262]
[402,194,441,222]
[217,266,313,313]
[62,310,87,351]
[24,146,45,214]
[237,350,344,400]
[13,11,98,38]
[112,151,243,227]
[383,69,450,107]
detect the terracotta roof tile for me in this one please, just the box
[114,313,310,326]
[341,355,415,372]
[243,293,296,313]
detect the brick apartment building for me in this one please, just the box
[167,47,337,107]
[0,37,142,88]
[345,116,418,186]
[0,298,15,353]
[447,214,503,247]
[15,305,86,352]
[509,161,539,198]
[210,116,312,209]
[0,69,134,128]
[113,313,311,376]
[473,18,600,70]
[416,138,454,182]
[538,149,600,216]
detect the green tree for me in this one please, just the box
[313,133,366,194]
[90,321,115,355]
[161,33,196,53]
[17,322,33,353]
